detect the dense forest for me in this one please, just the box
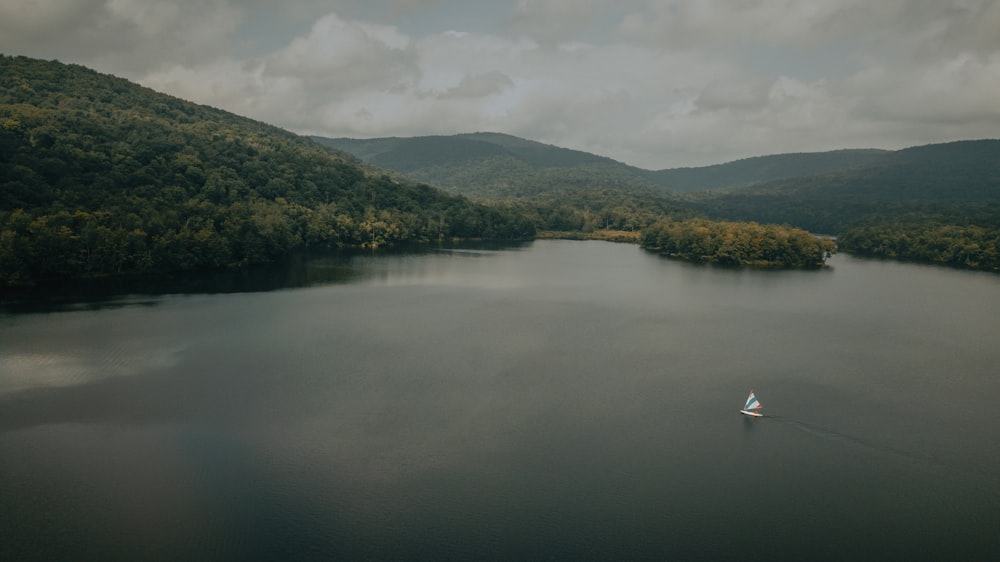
[838,219,1000,271]
[641,218,836,267]
[509,187,693,233]
[0,56,533,287]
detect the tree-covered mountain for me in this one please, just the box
[313,133,667,199]
[687,139,1000,234]
[0,55,533,287]
[314,133,890,196]
[315,133,704,234]
[641,149,887,192]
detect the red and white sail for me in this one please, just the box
[740,390,763,416]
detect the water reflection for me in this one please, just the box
[0,240,531,313]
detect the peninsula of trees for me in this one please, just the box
[641,218,835,267]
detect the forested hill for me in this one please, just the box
[0,55,533,287]
[642,149,887,192]
[314,133,892,196]
[318,132,621,171]
[689,139,1000,234]
[314,133,703,234]
[312,133,665,199]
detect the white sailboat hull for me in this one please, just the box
[740,409,763,417]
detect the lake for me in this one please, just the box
[2,240,999,560]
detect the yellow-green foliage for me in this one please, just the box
[839,221,1000,271]
[537,229,641,243]
[641,218,836,267]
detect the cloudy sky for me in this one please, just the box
[2,0,999,168]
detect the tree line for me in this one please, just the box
[838,220,1000,271]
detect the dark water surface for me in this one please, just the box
[2,240,999,560]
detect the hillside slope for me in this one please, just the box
[643,149,887,191]
[0,56,533,287]
[313,133,664,199]
[316,133,892,196]
[316,133,702,233]
[689,139,1000,233]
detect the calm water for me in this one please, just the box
[2,240,999,560]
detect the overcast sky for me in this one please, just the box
[2,1,998,168]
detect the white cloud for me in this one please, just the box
[0,0,96,33]
[847,50,1000,141]
[142,12,420,132]
[0,0,242,73]
[616,1,997,52]
[266,13,416,91]
[144,59,309,127]
[618,1,842,48]
[3,0,999,168]
[695,77,770,112]
[508,0,606,45]
[437,71,515,99]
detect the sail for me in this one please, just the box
[743,391,761,411]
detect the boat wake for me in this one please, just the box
[765,414,903,457]
[764,414,1000,498]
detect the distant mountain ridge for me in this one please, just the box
[325,133,620,170]
[317,132,1000,235]
[642,149,888,191]
[691,139,1000,233]
[313,133,662,199]
[313,133,891,196]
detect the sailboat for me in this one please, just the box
[740,390,763,417]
